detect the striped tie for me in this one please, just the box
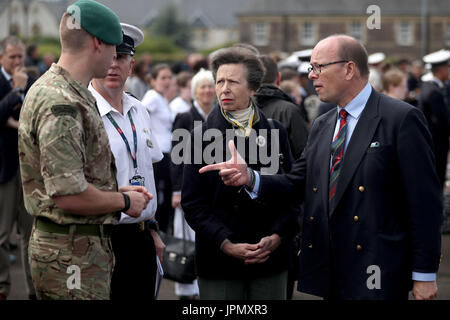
[329,109,348,206]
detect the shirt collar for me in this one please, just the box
[88,82,137,117]
[1,66,12,82]
[432,77,444,89]
[337,82,372,120]
[193,100,207,120]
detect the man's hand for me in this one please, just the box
[244,234,281,264]
[199,140,250,187]
[12,66,28,90]
[221,240,259,261]
[172,193,181,209]
[119,185,153,202]
[150,229,166,262]
[412,280,438,300]
[122,191,149,218]
[6,116,19,129]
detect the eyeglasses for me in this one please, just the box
[308,60,349,75]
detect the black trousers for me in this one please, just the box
[110,223,156,300]
[154,153,174,233]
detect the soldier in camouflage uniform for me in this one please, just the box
[18,0,152,300]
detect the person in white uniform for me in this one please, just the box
[142,63,175,233]
[169,71,193,116]
[89,23,165,300]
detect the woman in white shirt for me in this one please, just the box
[142,64,175,233]
[169,71,193,116]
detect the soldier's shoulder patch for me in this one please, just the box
[51,105,78,118]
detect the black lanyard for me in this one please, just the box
[106,111,138,172]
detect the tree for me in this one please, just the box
[150,3,192,50]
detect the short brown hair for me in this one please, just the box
[0,36,24,55]
[333,35,369,78]
[382,68,405,91]
[259,55,278,84]
[176,71,193,88]
[59,12,91,53]
[151,63,171,80]
[211,47,265,92]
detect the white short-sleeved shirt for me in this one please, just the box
[89,84,163,224]
[141,89,174,153]
[169,96,191,116]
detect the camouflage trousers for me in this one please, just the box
[28,223,114,300]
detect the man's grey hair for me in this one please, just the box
[0,36,25,55]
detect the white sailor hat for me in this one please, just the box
[297,62,310,74]
[423,49,450,66]
[116,23,144,56]
[368,52,386,65]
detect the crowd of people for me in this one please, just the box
[0,0,449,301]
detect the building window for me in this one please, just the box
[445,22,450,46]
[348,21,363,41]
[9,24,20,36]
[32,23,41,36]
[201,30,208,44]
[396,21,414,46]
[299,21,316,45]
[253,22,269,46]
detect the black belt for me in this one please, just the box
[35,217,113,237]
[115,221,149,233]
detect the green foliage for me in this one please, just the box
[135,32,180,55]
[149,3,192,50]
[22,36,61,59]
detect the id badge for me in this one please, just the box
[129,175,145,186]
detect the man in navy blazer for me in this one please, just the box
[200,35,442,300]
[0,36,35,300]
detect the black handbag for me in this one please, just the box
[158,214,197,284]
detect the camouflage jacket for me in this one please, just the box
[18,63,119,225]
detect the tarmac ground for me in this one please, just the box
[7,233,450,300]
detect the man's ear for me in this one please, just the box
[129,58,135,77]
[345,61,356,80]
[276,72,281,86]
[92,37,102,52]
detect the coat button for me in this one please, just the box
[309,216,315,221]
[358,186,365,192]
[313,187,318,193]
[308,244,313,249]
[353,216,359,222]
[356,245,362,251]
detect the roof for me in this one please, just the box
[96,0,253,28]
[238,0,450,16]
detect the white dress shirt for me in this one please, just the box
[2,66,24,100]
[141,89,174,153]
[89,84,163,224]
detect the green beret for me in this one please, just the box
[67,0,123,46]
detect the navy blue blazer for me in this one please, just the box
[0,71,34,183]
[259,88,443,299]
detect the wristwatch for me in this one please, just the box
[148,219,159,232]
[121,192,130,212]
